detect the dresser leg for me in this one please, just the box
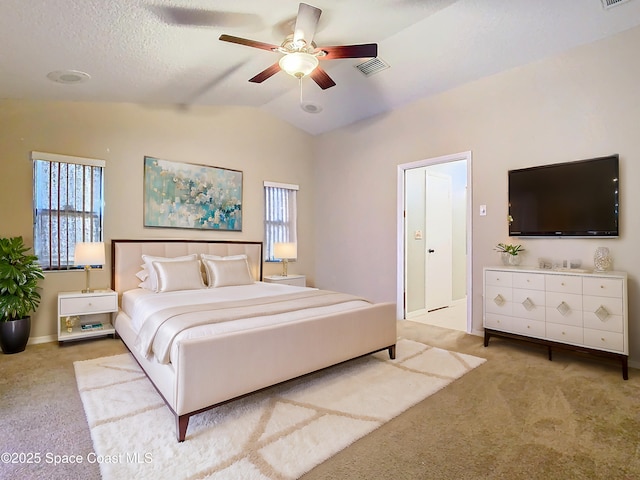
[483,329,490,347]
[548,347,553,361]
[622,357,629,380]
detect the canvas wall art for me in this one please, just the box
[144,156,242,231]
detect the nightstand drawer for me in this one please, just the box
[263,275,306,287]
[59,294,117,315]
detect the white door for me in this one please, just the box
[425,171,453,311]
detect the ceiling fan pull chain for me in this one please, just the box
[299,77,304,106]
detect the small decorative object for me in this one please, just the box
[538,258,552,269]
[64,315,79,333]
[593,246,612,272]
[495,243,524,266]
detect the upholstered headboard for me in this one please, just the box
[111,239,263,294]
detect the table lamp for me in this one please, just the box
[74,242,105,293]
[273,242,297,277]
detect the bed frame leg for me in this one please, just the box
[388,344,396,360]
[177,414,189,442]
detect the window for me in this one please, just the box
[32,152,105,270]
[264,181,298,262]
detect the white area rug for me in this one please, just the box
[74,339,485,479]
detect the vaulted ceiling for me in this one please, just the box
[2,0,640,135]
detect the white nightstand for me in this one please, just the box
[57,289,118,343]
[263,274,306,287]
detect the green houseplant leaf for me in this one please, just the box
[495,243,524,256]
[0,237,45,321]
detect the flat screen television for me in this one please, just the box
[508,154,619,237]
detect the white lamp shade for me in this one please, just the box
[273,242,297,260]
[279,52,319,78]
[74,242,105,266]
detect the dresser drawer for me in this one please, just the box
[583,296,623,317]
[545,275,582,294]
[485,270,512,287]
[484,313,512,331]
[583,277,623,298]
[513,272,545,290]
[59,294,118,315]
[485,286,512,316]
[546,322,583,345]
[510,318,545,338]
[545,292,582,326]
[512,289,545,321]
[583,328,624,353]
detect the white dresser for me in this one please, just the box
[483,267,628,379]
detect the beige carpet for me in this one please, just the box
[74,339,485,479]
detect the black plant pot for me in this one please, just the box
[0,317,31,354]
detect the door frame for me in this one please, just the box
[396,151,473,332]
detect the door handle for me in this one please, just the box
[427,249,435,253]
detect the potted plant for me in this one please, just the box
[0,236,45,354]
[495,243,524,266]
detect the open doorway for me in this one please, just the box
[396,151,472,332]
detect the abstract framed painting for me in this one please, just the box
[143,156,242,231]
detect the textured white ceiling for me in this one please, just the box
[2,0,640,135]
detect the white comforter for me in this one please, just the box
[122,282,370,364]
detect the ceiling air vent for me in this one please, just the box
[601,0,631,9]
[355,57,390,77]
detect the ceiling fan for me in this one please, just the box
[219,3,378,90]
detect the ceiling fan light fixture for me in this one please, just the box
[279,52,318,78]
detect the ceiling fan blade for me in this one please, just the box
[320,43,378,59]
[179,62,248,108]
[248,63,282,83]
[293,3,322,46]
[219,34,279,52]
[153,6,261,29]
[309,67,336,90]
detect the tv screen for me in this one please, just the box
[508,155,619,237]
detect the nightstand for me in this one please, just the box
[57,289,118,343]
[263,274,306,287]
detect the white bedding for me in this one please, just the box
[122,282,370,364]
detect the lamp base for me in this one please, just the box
[82,266,94,294]
[281,259,289,277]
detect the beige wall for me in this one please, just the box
[0,101,316,340]
[314,26,640,361]
[3,25,640,363]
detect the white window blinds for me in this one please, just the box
[32,152,105,270]
[264,181,298,262]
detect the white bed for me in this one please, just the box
[111,239,397,442]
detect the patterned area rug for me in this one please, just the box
[74,339,485,479]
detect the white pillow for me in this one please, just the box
[152,259,205,293]
[200,253,247,261]
[141,254,198,291]
[203,256,254,288]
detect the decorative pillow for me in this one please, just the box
[203,256,254,288]
[200,253,247,261]
[152,259,205,293]
[141,254,198,291]
[135,268,149,281]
